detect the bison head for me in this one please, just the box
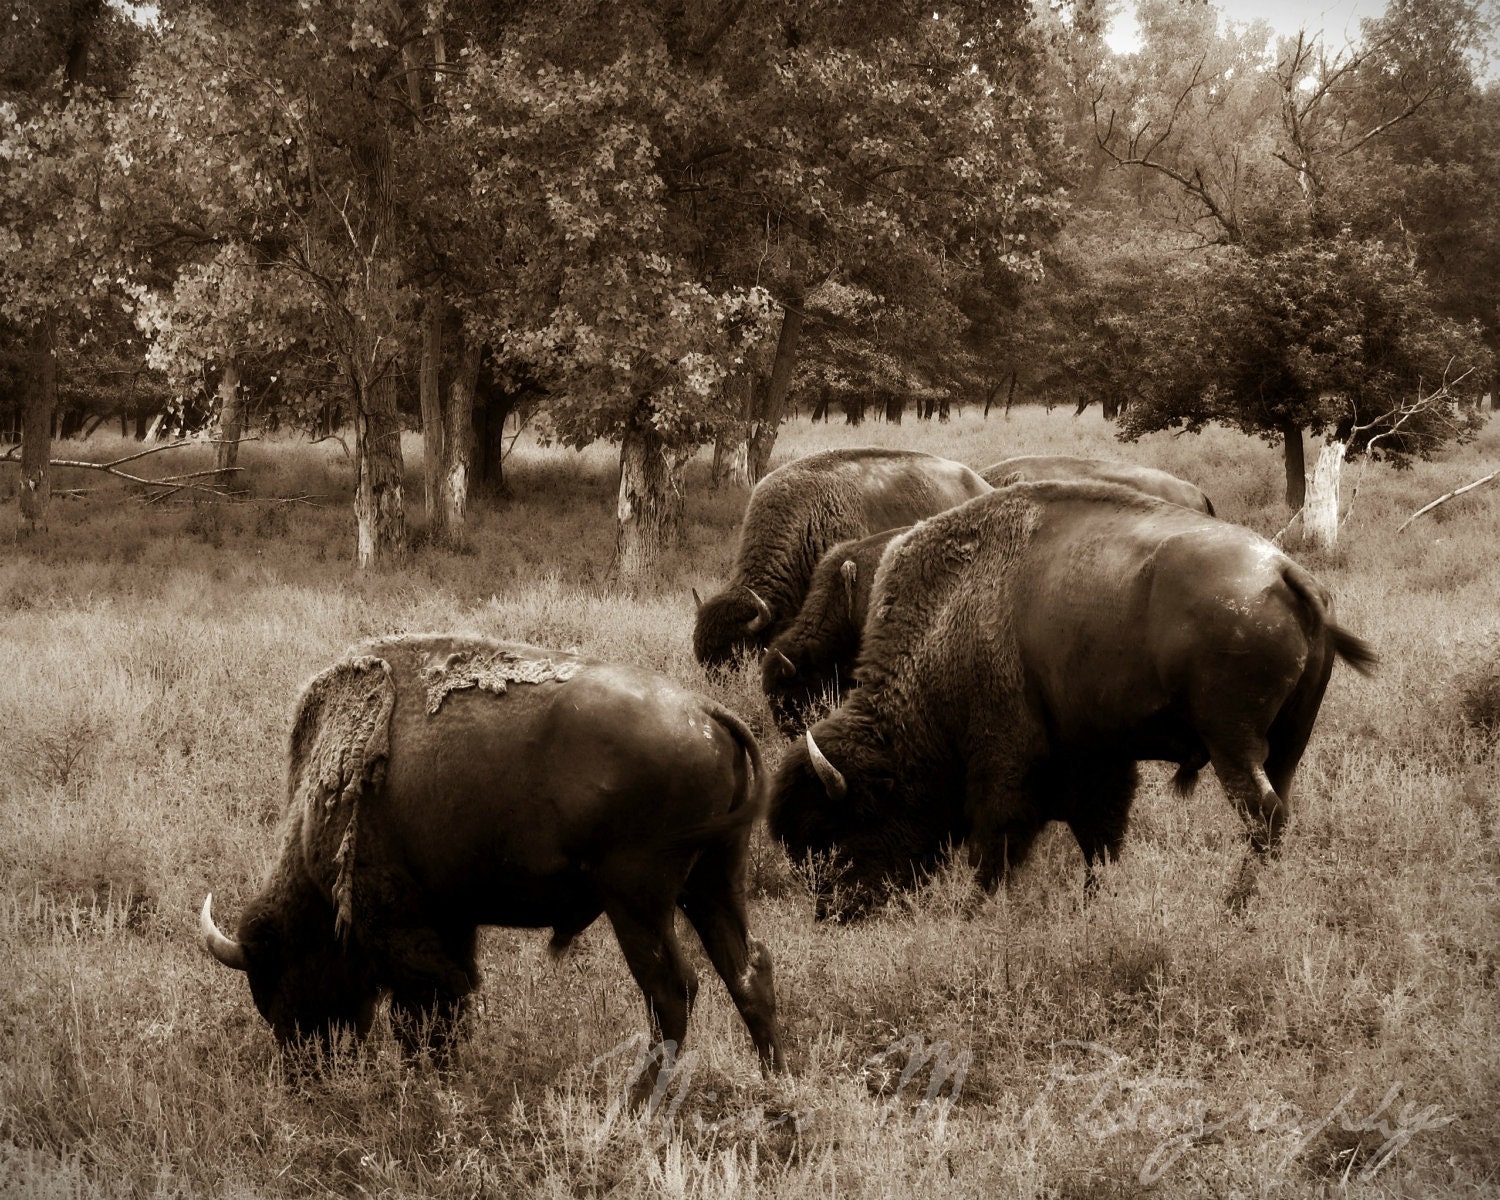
[201,890,378,1049]
[760,646,846,737]
[769,728,935,919]
[692,585,775,669]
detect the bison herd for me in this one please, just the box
[202,448,1374,1101]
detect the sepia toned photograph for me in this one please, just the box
[1,0,1496,1194]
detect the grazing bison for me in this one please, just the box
[763,458,1215,734]
[761,526,905,735]
[693,448,989,669]
[979,455,1215,516]
[201,634,783,1096]
[769,482,1375,917]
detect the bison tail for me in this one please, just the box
[1280,563,1378,677]
[1330,626,1379,676]
[663,705,766,856]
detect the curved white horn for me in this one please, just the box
[745,587,773,633]
[200,894,248,972]
[805,730,847,800]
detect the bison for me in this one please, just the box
[201,634,783,1096]
[693,448,990,670]
[979,455,1215,515]
[769,482,1375,917]
[762,458,1216,735]
[760,526,905,735]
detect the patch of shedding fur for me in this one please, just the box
[288,655,397,939]
[419,648,584,715]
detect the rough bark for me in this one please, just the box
[437,336,480,548]
[418,291,444,520]
[612,421,684,586]
[1303,441,1345,550]
[352,360,407,568]
[1280,418,1307,510]
[215,357,242,486]
[19,316,57,534]
[745,301,804,483]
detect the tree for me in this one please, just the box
[0,0,134,531]
[1091,0,1492,507]
[123,0,428,565]
[1117,235,1490,508]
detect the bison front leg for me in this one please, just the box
[964,762,1045,892]
[681,850,785,1074]
[1053,756,1139,895]
[384,924,479,1062]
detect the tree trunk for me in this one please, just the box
[811,389,829,422]
[745,303,805,483]
[418,290,444,521]
[19,316,57,534]
[1004,371,1017,417]
[1280,419,1306,510]
[352,360,407,568]
[215,357,242,487]
[437,336,479,548]
[1303,441,1345,550]
[612,421,684,586]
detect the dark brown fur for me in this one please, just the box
[208,635,784,1096]
[770,483,1374,916]
[760,526,906,734]
[980,455,1216,516]
[693,448,990,668]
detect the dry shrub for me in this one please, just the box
[1455,638,1500,739]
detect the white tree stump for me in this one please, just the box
[1303,440,1346,550]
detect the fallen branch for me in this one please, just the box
[309,432,351,459]
[1269,506,1305,548]
[1396,468,1500,533]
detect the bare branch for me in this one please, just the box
[1397,469,1500,533]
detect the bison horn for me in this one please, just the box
[200,894,248,972]
[745,587,773,632]
[805,731,847,800]
[691,587,703,611]
[768,648,796,678]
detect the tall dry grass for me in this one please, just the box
[1,409,1496,1198]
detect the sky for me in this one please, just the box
[1104,0,1500,81]
[1108,0,1414,55]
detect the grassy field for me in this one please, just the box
[1,407,1496,1198]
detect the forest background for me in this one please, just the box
[2,0,1497,574]
[3,2,1500,1196]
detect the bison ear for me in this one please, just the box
[839,560,857,604]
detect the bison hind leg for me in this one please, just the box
[681,848,785,1074]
